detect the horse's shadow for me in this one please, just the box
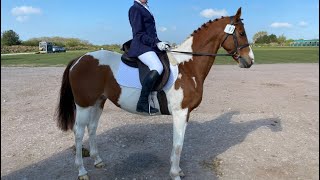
[2,111,282,180]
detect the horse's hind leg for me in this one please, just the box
[74,105,91,180]
[88,99,106,168]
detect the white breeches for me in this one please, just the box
[138,51,163,74]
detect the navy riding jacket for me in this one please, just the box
[127,1,161,57]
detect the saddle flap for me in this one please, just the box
[121,53,139,68]
[121,40,171,91]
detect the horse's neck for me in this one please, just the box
[172,36,220,84]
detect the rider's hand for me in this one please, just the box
[156,41,170,51]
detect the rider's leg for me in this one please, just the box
[136,51,163,114]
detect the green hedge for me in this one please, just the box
[1,44,122,54]
[1,45,38,54]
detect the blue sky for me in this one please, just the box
[1,0,319,45]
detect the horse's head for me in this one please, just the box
[220,7,254,68]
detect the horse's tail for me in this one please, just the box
[56,58,77,131]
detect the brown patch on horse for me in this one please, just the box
[69,55,121,108]
[176,18,226,112]
[174,63,204,112]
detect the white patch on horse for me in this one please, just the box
[88,50,121,74]
[172,37,194,64]
[167,86,185,113]
[178,73,182,79]
[70,50,122,73]
[117,86,140,113]
[73,104,92,177]
[249,46,255,63]
[192,77,197,88]
[117,86,161,115]
[170,108,188,178]
[166,86,188,178]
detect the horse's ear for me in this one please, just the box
[235,7,242,20]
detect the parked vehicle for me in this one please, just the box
[52,46,66,53]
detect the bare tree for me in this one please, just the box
[252,31,268,44]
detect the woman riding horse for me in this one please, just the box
[56,7,254,180]
[128,0,170,114]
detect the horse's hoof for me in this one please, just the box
[94,162,105,168]
[82,148,90,157]
[172,176,181,180]
[170,173,182,180]
[71,146,90,157]
[179,171,185,177]
[78,174,89,180]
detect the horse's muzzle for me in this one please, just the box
[238,57,253,68]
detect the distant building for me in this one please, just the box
[39,41,53,53]
[290,39,319,46]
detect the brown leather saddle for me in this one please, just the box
[121,40,170,91]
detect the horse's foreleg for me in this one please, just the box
[170,109,188,180]
[88,101,105,168]
[74,105,91,179]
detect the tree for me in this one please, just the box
[255,35,270,44]
[1,30,21,46]
[269,34,277,43]
[277,34,287,46]
[252,31,268,44]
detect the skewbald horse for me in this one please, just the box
[56,7,254,180]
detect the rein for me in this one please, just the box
[168,50,235,57]
[168,16,250,58]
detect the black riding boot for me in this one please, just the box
[136,70,160,114]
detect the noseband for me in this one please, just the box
[169,16,250,58]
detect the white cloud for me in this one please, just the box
[11,6,42,16]
[159,27,167,32]
[298,21,308,27]
[16,16,29,22]
[11,6,41,22]
[270,22,292,28]
[200,9,228,18]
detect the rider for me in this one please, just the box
[127,0,170,114]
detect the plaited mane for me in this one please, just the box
[191,16,226,36]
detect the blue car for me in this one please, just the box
[52,46,66,53]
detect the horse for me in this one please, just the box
[56,7,254,180]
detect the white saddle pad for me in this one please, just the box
[115,61,179,91]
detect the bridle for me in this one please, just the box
[220,16,250,59]
[168,16,250,58]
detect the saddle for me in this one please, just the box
[121,40,170,91]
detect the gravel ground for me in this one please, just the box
[1,64,319,180]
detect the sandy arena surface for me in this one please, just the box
[1,64,319,180]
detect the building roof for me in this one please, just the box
[293,39,319,42]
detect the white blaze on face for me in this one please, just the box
[171,37,194,64]
[249,46,255,63]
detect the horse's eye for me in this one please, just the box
[240,31,246,36]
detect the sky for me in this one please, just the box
[1,0,319,45]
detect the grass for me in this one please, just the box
[1,50,90,67]
[1,47,319,67]
[215,47,319,65]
